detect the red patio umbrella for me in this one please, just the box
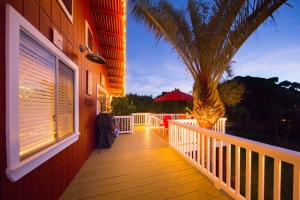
[154,89,193,113]
[154,89,193,102]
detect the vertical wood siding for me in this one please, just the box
[0,0,108,199]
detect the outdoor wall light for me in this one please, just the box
[79,44,106,64]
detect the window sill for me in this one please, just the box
[6,132,80,182]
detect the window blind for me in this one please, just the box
[57,60,74,139]
[19,30,56,157]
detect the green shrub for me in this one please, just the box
[110,97,136,116]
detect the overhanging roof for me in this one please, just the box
[87,0,127,97]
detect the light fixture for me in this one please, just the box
[79,44,106,64]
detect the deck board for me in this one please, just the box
[60,126,230,200]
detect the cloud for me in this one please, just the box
[126,63,194,97]
[234,45,300,81]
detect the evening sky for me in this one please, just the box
[126,0,300,97]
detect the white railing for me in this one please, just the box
[132,113,151,125]
[212,118,227,133]
[172,118,227,134]
[168,120,300,200]
[146,114,226,134]
[147,114,178,128]
[114,115,134,134]
[114,113,226,135]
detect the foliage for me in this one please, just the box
[126,93,155,112]
[130,0,289,129]
[218,80,245,106]
[125,92,193,114]
[235,76,300,121]
[225,104,247,124]
[110,97,136,116]
[232,76,300,145]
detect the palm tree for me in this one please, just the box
[130,0,290,129]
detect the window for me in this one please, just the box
[96,84,107,114]
[5,5,79,182]
[57,0,73,23]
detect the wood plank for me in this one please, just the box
[60,148,68,192]
[64,168,198,194]
[52,153,61,200]
[67,144,74,184]
[60,126,230,200]
[126,181,219,200]
[39,0,51,17]
[40,8,52,41]
[40,160,52,200]
[24,0,39,30]
[60,7,68,37]
[24,168,40,200]
[51,0,60,27]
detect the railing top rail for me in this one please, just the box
[114,115,134,119]
[169,120,300,163]
[148,113,177,115]
[132,113,152,114]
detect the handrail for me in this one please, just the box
[168,120,300,200]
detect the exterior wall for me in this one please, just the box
[0,0,109,199]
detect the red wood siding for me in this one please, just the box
[39,161,52,200]
[0,0,110,199]
[24,168,40,199]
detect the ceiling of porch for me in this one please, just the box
[87,0,127,97]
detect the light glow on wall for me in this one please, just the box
[122,0,127,97]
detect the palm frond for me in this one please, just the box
[130,0,198,79]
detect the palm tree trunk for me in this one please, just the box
[192,87,225,170]
[192,89,225,129]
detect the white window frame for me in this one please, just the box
[5,5,80,182]
[85,20,93,53]
[96,84,107,114]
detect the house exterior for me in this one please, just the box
[0,0,126,199]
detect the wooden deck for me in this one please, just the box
[59,126,231,200]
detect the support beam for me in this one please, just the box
[97,30,123,38]
[91,7,123,18]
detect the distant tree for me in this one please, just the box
[269,105,300,147]
[279,80,300,91]
[127,93,155,112]
[268,105,284,142]
[281,106,300,146]
[279,80,292,89]
[225,104,247,125]
[234,76,280,129]
[110,97,136,116]
[130,0,290,129]
[234,76,300,146]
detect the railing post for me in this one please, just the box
[273,158,281,200]
[131,115,134,134]
[235,146,241,196]
[226,143,231,189]
[246,149,252,200]
[258,154,265,200]
[212,138,216,177]
[293,164,300,200]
